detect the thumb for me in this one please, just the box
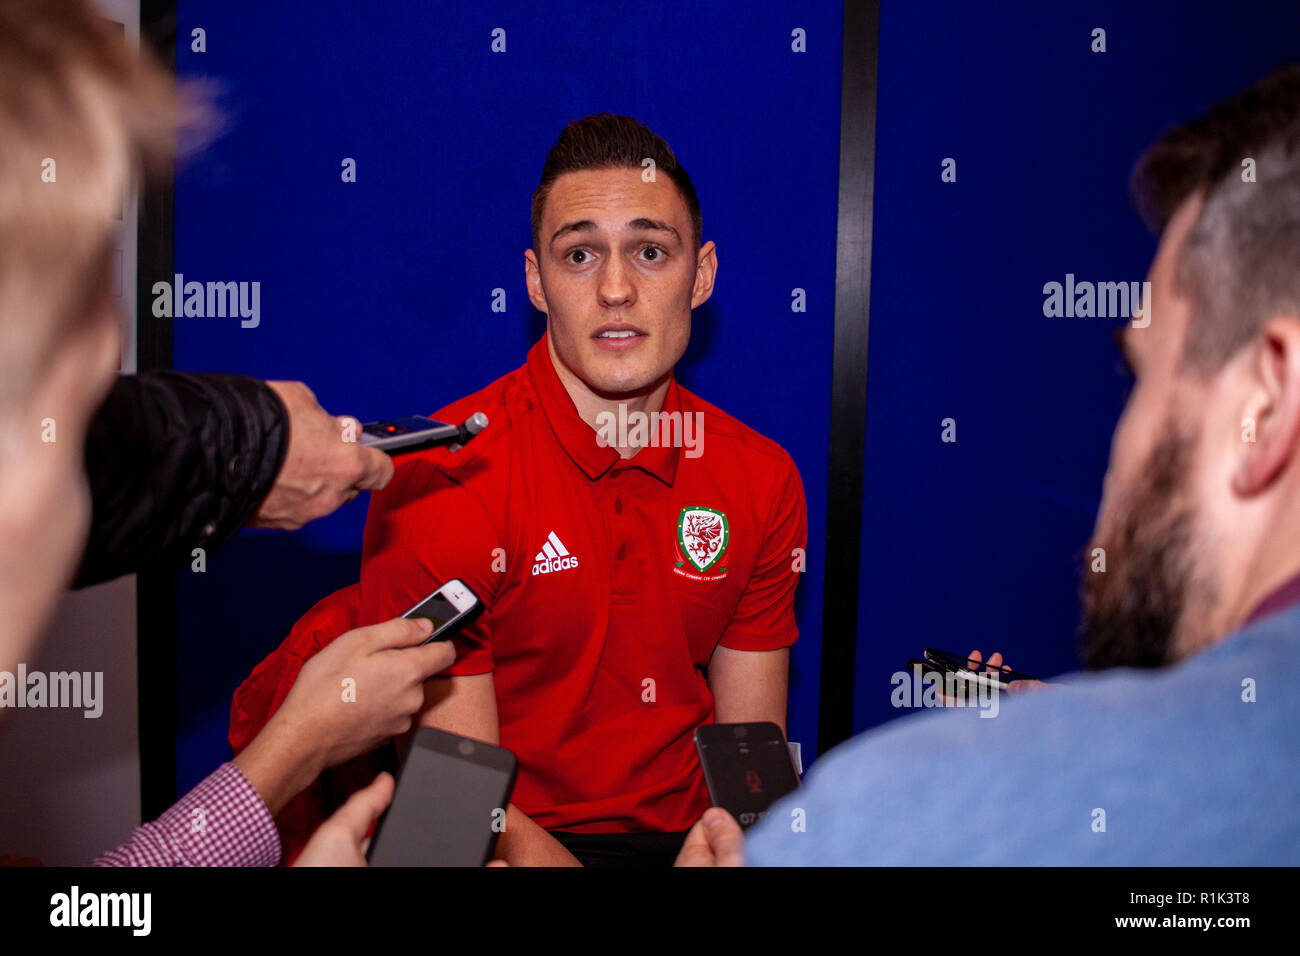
[701,808,745,866]
[674,818,715,867]
[355,445,395,491]
[409,638,457,679]
[330,772,396,841]
[362,615,435,650]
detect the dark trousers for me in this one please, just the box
[551,830,690,867]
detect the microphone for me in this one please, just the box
[456,411,489,445]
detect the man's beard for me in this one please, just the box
[1080,427,1215,669]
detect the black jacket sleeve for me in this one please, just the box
[73,371,290,588]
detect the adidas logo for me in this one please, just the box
[531,531,581,576]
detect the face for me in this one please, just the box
[0,237,122,675]
[1082,197,1220,668]
[525,167,716,399]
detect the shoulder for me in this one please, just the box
[374,362,539,513]
[676,384,801,484]
[748,624,1300,864]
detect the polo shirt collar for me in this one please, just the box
[526,335,681,486]
[1242,568,1300,630]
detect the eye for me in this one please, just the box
[640,245,666,262]
[566,249,592,265]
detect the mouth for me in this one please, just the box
[592,323,647,350]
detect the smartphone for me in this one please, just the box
[922,647,1038,691]
[367,727,517,867]
[402,579,482,644]
[909,657,1010,695]
[694,721,800,829]
[359,412,488,455]
[360,416,460,452]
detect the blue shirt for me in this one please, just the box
[747,605,1300,865]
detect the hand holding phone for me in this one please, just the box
[402,578,482,644]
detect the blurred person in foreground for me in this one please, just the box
[0,0,445,866]
[679,64,1300,867]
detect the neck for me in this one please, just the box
[1217,547,1300,638]
[546,334,671,459]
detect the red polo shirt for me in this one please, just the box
[358,337,806,833]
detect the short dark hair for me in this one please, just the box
[1130,64,1300,370]
[530,113,703,252]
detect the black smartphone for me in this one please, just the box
[694,721,800,829]
[367,727,518,867]
[402,578,482,644]
[922,647,1038,691]
[360,416,459,452]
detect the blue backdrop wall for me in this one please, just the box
[169,0,1300,796]
[854,0,1300,733]
[171,0,842,793]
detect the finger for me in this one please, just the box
[361,615,435,650]
[674,819,715,867]
[1008,678,1049,695]
[966,649,983,670]
[486,859,510,867]
[408,638,458,679]
[331,773,395,841]
[702,808,745,866]
[355,445,395,491]
[986,651,1004,674]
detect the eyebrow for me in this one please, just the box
[549,217,681,247]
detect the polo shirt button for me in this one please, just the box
[614,498,623,514]
[617,543,627,560]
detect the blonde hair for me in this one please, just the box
[0,0,180,408]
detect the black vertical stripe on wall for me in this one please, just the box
[135,0,179,820]
[818,0,879,756]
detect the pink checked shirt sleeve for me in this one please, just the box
[90,762,281,867]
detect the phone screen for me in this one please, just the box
[404,591,459,633]
[368,729,517,866]
[695,722,800,829]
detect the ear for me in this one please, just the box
[524,249,549,315]
[1232,317,1300,496]
[690,241,718,309]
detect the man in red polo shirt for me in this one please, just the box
[358,113,807,866]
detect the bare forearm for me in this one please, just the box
[710,646,789,733]
[231,715,325,818]
[496,804,581,866]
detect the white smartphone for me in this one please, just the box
[402,578,482,643]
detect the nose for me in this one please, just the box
[596,254,635,309]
